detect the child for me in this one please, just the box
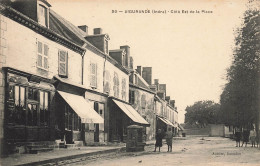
[165,128,174,152]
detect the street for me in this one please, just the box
[70,136,260,166]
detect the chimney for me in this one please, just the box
[142,67,152,85]
[170,100,175,108]
[158,84,167,96]
[157,92,165,100]
[94,28,103,35]
[136,66,142,76]
[129,56,133,70]
[85,28,109,54]
[154,79,159,85]
[120,45,130,68]
[165,96,170,103]
[78,25,88,34]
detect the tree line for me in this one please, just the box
[185,8,260,130]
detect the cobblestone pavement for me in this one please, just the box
[68,136,260,166]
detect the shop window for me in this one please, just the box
[28,88,38,100]
[37,41,48,70]
[27,104,38,126]
[58,50,68,77]
[65,105,81,131]
[13,86,26,125]
[40,91,49,126]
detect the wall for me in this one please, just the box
[209,124,225,137]
[105,58,129,102]
[0,14,7,156]
[0,14,83,153]
[83,50,104,92]
[130,86,155,140]
[155,100,163,116]
[3,16,82,84]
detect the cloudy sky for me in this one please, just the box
[48,0,248,123]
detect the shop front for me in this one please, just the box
[55,90,104,145]
[4,67,56,146]
[109,97,150,142]
[156,116,175,135]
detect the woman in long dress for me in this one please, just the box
[154,129,164,152]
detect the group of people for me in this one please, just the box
[154,128,174,152]
[235,128,259,148]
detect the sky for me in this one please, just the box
[48,0,248,123]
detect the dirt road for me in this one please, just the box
[71,136,260,166]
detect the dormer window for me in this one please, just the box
[104,35,109,54]
[37,0,50,27]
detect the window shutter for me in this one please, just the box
[59,50,67,76]
[37,41,43,67]
[38,54,42,67]
[38,41,42,54]
[43,44,48,69]
[44,44,48,56]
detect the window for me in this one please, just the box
[104,70,110,93]
[129,90,135,104]
[65,105,81,131]
[58,50,68,77]
[105,40,108,54]
[28,88,38,100]
[38,4,48,27]
[40,91,49,126]
[7,85,26,125]
[93,102,104,131]
[90,63,97,88]
[121,78,126,100]
[113,72,119,97]
[28,104,38,126]
[134,74,138,85]
[141,94,146,109]
[37,41,48,70]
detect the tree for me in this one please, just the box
[220,8,260,129]
[185,101,222,128]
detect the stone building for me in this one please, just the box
[129,69,156,140]
[0,0,149,155]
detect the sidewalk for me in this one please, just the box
[0,139,182,166]
[0,145,126,166]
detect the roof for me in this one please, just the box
[48,9,129,74]
[109,49,125,53]
[49,9,87,47]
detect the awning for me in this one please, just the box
[178,124,184,131]
[58,91,104,124]
[157,116,175,127]
[112,99,150,126]
[164,118,176,127]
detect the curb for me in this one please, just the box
[16,147,126,166]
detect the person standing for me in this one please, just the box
[165,128,174,152]
[235,128,241,147]
[249,128,257,147]
[241,129,250,147]
[154,129,164,152]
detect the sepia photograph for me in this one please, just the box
[0,0,259,165]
